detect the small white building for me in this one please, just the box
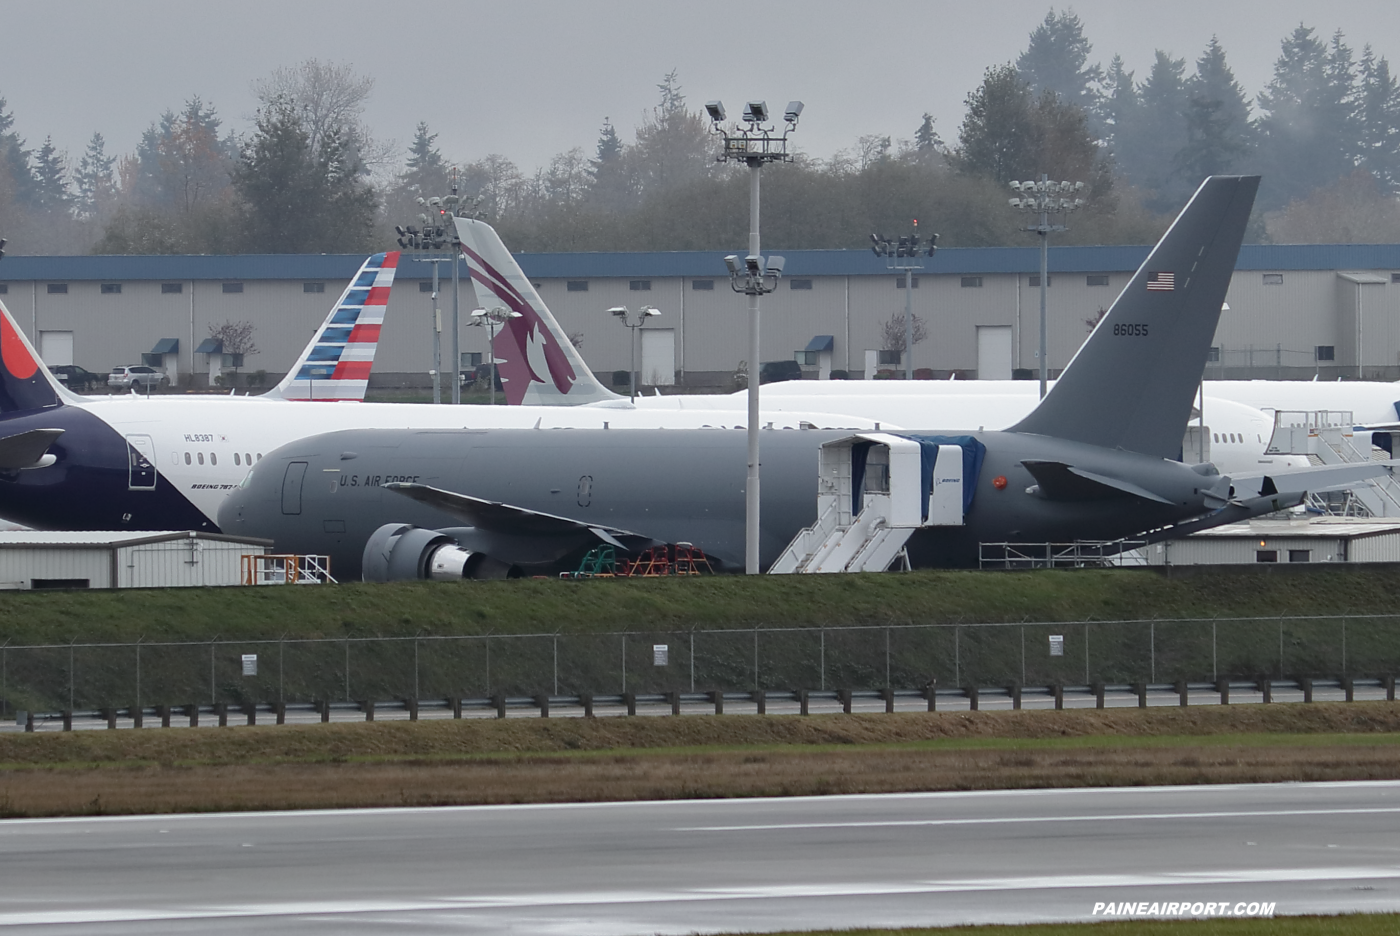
[1147,517,1400,566]
[0,531,272,589]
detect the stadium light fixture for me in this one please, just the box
[1008,172,1087,399]
[609,305,662,401]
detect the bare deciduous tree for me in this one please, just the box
[208,320,259,357]
[253,59,396,179]
[881,311,928,352]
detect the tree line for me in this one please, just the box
[3,12,1400,256]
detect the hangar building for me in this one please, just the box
[2,243,1398,390]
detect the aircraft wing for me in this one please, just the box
[383,482,643,546]
[0,428,63,470]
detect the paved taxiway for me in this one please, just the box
[0,782,1398,933]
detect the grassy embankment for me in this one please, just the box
[7,565,1400,645]
[1,704,1397,816]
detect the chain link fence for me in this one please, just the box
[2,615,1397,716]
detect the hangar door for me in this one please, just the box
[976,326,1012,380]
[640,329,676,386]
[39,331,73,367]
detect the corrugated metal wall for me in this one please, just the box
[118,540,251,588]
[0,548,113,588]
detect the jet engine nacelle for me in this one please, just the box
[361,523,518,582]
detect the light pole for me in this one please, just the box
[413,257,453,403]
[396,169,472,403]
[1008,175,1084,398]
[707,98,801,575]
[871,229,938,378]
[469,306,521,405]
[608,305,661,401]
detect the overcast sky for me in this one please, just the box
[3,0,1400,178]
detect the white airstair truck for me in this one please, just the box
[770,433,974,573]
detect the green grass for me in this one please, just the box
[722,916,1400,936]
[5,565,1400,645]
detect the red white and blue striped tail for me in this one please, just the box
[267,251,400,401]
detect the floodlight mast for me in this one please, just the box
[609,305,662,401]
[870,228,938,379]
[710,98,801,574]
[1008,174,1084,398]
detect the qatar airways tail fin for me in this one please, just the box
[0,298,78,414]
[455,217,621,405]
[266,251,401,401]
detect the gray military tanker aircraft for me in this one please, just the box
[221,175,1347,579]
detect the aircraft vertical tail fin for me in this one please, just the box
[266,251,400,401]
[1009,175,1259,458]
[455,217,622,405]
[0,298,72,414]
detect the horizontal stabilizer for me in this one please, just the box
[384,481,640,543]
[1230,462,1391,499]
[1022,460,1174,504]
[0,428,63,470]
[1145,490,1308,542]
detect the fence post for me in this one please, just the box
[275,701,286,725]
[62,710,72,732]
[839,688,852,714]
[244,703,257,726]
[24,711,33,733]
[158,704,171,728]
[215,701,228,726]
[967,686,979,711]
[187,703,199,728]
[361,700,374,722]
[669,690,681,716]
[451,697,462,719]
[535,693,550,718]
[925,681,937,712]
[103,707,117,730]
[753,689,766,715]
[1134,683,1147,709]
[1010,683,1022,711]
[1387,675,1396,703]
[493,693,506,719]
[625,692,638,717]
[1177,680,1189,707]
[1053,684,1063,710]
[1094,683,1105,710]
[580,692,593,718]
[132,704,143,729]
[1258,677,1272,705]
[1302,677,1313,704]
[1217,678,1230,706]
[707,690,721,716]
[407,698,419,721]
[882,687,894,714]
[317,699,330,723]
[799,688,810,716]
[1344,677,1354,703]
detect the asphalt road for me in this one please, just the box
[1,782,1398,933]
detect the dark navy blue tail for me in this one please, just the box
[0,299,65,414]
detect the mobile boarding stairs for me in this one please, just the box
[770,433,978,574]
[1265,410,1400,518]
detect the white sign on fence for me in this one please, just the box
[241,653,258,676]
[1049,635,1064,657]
[653,644,668,666]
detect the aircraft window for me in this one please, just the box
[210,453,217,466]
[235,453,241,466]
[198,452,205,465]
[246,453,252,464]
[1213,433,1219,443]
[257,453,263,460]
[184,452,191,465]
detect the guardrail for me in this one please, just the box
[14,675,1397,731]
[2,614,1398,721]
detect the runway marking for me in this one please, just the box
[0,867,1398,926]
[675,806,1400,832]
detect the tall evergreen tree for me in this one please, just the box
[231,95,377,253]
[130,97,233,211]
[1119,51,1190,208]
[31,136,69,212]
[588,117,631,211]
[1357,46,1400,192]
[0,94,36,205]
[627,71,714,198]
[1175,37,1254,184]
[1016,9,1103,125]
[952,64,1037,183]
[1096,55,1138,157]
[74,132,116,217]
[1256,24,1358,207]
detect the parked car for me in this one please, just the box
[48,364,103,392]
[758,360,804,384]
[107,365,167,391]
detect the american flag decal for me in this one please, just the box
[1146,271,1175,291]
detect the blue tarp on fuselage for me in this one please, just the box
[901,434,987,521]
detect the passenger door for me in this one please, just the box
[281,461,308,515]
[125,435,157,491]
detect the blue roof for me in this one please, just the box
[804,335,835,353]
[194,338,222,354]
[1,243,1398,282]
[150,338,179,354]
